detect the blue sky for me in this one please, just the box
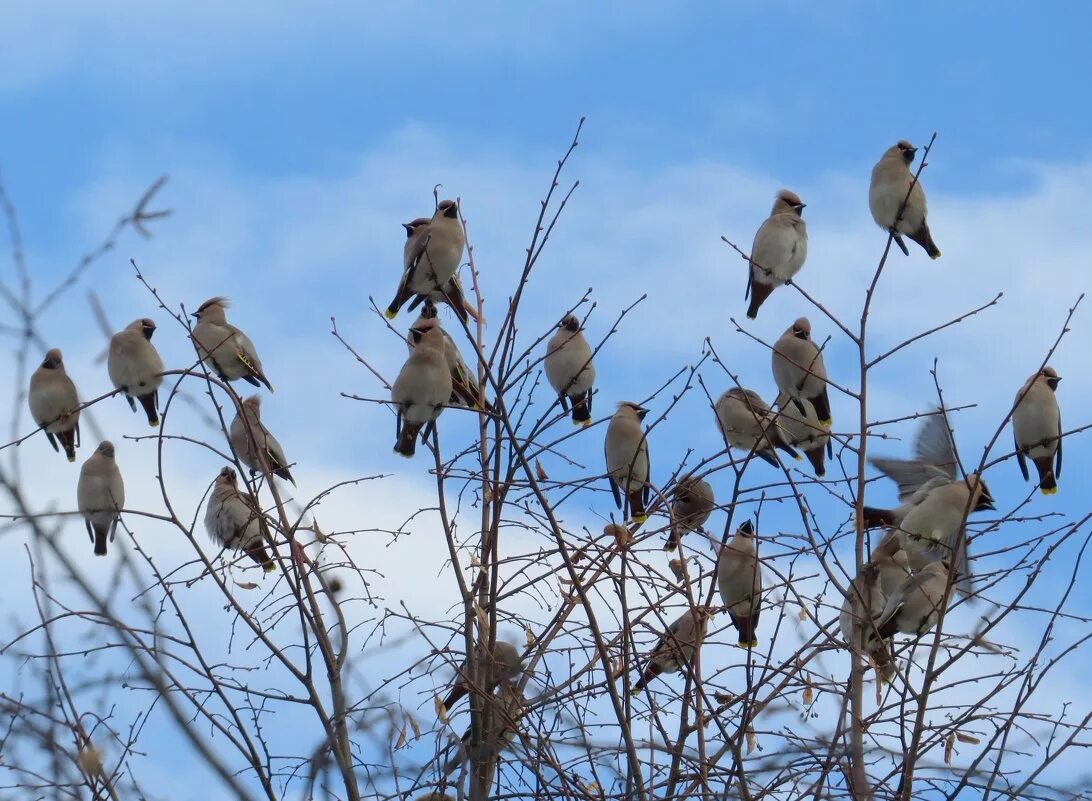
[3,3,1092,798]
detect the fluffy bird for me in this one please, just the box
[745,189,808,319]
[204,467,277,572]
[873,560,951,640]
[664,474,715,551]
[1012,366,1063,494]
[28,348,81,461]
[391,318,453,457]
[774,394,831,477]
[839,535,911,679]
[108,317,165,427]
[407,303,486,410]
[771,317,831,425]
[714,387,799,467]
[386,200,467,321]
[191,297,274,391]
[863,411,994,596]
[229,395,295,485]
[443,681,524,777]
[440,640,524,713]
[717,521,763,647]
[869,140,941,259]
[77,441,125,556]
[604,402,651,524]
[545,313,596,426]
[631,607,713,694]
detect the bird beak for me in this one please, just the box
[738,520,754,536]
[402,223,414,233]
[190,312,200,319]
[1048,376,1062,390]
[982,495,996,511]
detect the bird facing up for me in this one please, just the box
[771,317,832,426]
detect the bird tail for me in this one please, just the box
[57,428,78,462]
[627,488,647,525]
[731,613,759,649]
[630,664,658,695]
[1033,456,1057,495]
[664,524,682,552]
[91,521,108,556]
[862,506,896,528]
[570,392,592,426]
[441,683,467,713]
[868,640,895,683]
[245,541,277,572]
[804,446,826,478]
[908,224,941,260]
[812,389,832,427]
[138,392,160,427]
[394,422,422,457]
[746,281,774,320]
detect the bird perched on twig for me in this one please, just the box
[29,348,81,462]
[773,394,831,477]
[714,387,798,468]
[664,474,715,551]
[408,302,487,411]
[386,201,470,322]
[229,395,295,485]
[717,521,763,647]
[391,318,453,457]
[439,640,524,714]
[771,317,832,426]
[745,189,808,319]
[191,297,274,391]
[605,402,651,524]
[1012,366,1063,495]
[77,441,125,556]
[545,313,596,426]
[631,606,714,694]
[108,317,165,427]
[869,140,941,259]
[204,467,277,572]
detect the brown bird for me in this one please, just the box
[605,402,651,524]
[440,640,524,713]
[204,467,277,572]
[869,140,941,259]
[229,395,295,485]
[545,313,596,426]
[664,474,715,551]
[77,441,125,556]
[717,521,763,647]
[1012,366,1062,494]
[774,393,831,477]
[391,318,454,457]
[28,348,81,461]
[746,189,808,319]
[408,302,486,410]
[108,317,165,427]
[771,317,831,425]
[714,387,798,467]
[631,606,713,693]
[386,201,468,321]
[191,297,274,391]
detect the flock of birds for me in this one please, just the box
[22,141,1066,721]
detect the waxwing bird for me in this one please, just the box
[745,189,808,319]
[664,473,715,551]
[774,393,831,477]
[77,441,125,556]
[229,395,295,485]
[545,313,596,426]
[869,140,941,259]
[408,302,487,410]
[772,317,832,425]
[443,681,525,777]
[440,640,524,713]
[108,318,165,427]
[398,215,478,323]
[839,534,911,679]
[204,467,277,572]
[631,606,713,694]
[386,200,467,320]
[191,297,274,391]
[391,319,453,457]
[1012,366,1063,494]
[717,521,763,647]
[863,410,993,597]
[714,387,799,467]
[874,560,951,640]
[28,348,81,461]
[604,402,651,524]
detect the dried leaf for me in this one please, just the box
[235,581,258,591]
[944,732,955,764]
[668,558,687,582]
[583,781,601,795]
[714,691,735,705]
[535,459,549,481]
[955,731,980,745]
[395,723,407,749]
[408,714,421,739]
[803,682,814,705]
[797,605,808,622]
[434,695,449,724]
[745,726,756,754]
[604,523,630,547]
[474,604,490,636]
[524,625,536,648]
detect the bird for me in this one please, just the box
[664,474,715,551]
[204,467,277,572]
[440,640,524,713]
[839,534,911,679]
[190,297,274,391]
[229,395,295,485]
[1012,366,1063,494]
[28,348,81,461]
[391,318,454,457]
[745,189,808,319]
[713,387,799,467]
[863,410,994,596]
[717,521,763,647]
[77,441,125,556]
[407,302,486,410]
[773,393,831,477]
[386,200,467,321]
[873,560,951,640]
[604,402,651,524]
[107,317,165,427]
[544,313,596,426]
[443,681,524,777]
[869,140,941,259]
[631,606,713,694]
[771,317,832,425]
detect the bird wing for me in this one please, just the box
[913,409,959,479]
[870,458,952,504]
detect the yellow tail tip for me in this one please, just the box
[629,687,641,697]
[737,640,759,649]
[630,514,648,525]
[1042,486,1058,496]
[67,455,76,463]
[931,251,942,260]
[384,309,397,320]
[580,418,593,428]
[792,454,803,462]
[149,420,160,428]
[819,418,832,427]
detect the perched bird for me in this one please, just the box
[107,317,165,427]
[745,189,808,319]
[1012,366,1063,494]
[714,387,799,467]
[399,217,480,324]
[631,607,713,694]
[191,298,274,391]
[229,395,295,485]
[771,317,831,425]
[717,521,763,647]
[664,474,715,551]
[204,467,277,572]
[839,534,911,679]
[873,560,951,640]
[863,410,994,596]
[391,318,453,457]
[77,441,125,556]
[28,348,81,461]
[408,303,486,410]
[869,140,941,259]
[545,313,596,426]
[604,402,651,524]
[440,640,524,713]
[443,681,524,777]
[386,200,467,321]
[774,393,831,477]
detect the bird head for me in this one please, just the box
[402,217,429,238]
[192,297,229,321]
[96,441,116,458]
[1041,365,1061,391]
[617,401,649,421]
[41,348,63,369]
[436,199,459,219]
[775,188,806,216]
[895,140,917,164]
[791,317,812,340]
[559,313,581,333]
[737,520,755,538]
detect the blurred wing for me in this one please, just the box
[914,409,958,479]
[869,457,951,504]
